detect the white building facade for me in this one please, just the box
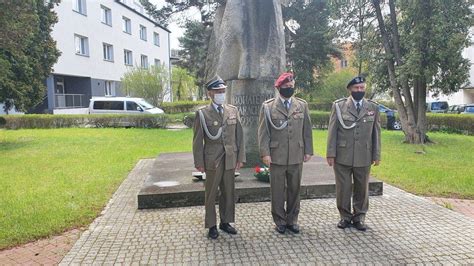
[39,0,171,113]
[427,29,474,105]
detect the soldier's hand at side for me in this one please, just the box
[262,156,272,167]
[235,162,244,171]
[196,166,205,173]
[304,154,312,162]
[326,157,335,167]
[372,160,380,166]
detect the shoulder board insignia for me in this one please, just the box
[367,99,380,106]
[334,98,346,103]
[294,97,307,104]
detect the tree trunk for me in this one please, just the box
[372,0,424,144]
[414,78,419,123]
[358,1,364,75]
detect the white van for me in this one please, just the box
[89,97,164,114]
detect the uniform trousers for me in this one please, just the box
[270,163,303,226]
[334,162,371,222]
[204,157,235,228]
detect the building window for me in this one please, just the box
[154,59,161,66]
[139,25,147,41]
[73,0,87,15]
[105,81,115,96]
[101,5,112,26]
[153,32,160,46]
[122,16,131,34]
[103,43,114,61]
[74,34,89,56]
[140,55,148,69]
[340,59,348,68]
[124,49,133,65]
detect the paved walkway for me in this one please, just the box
[0,229,82,265]
[429,197,474,220]
[59,159,474,265]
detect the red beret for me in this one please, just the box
[274,72,294,88]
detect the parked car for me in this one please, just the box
[458,104,474,115]
[426,101,449,113]
[89,97,164,115]
[378,104,402,130]
[447,104,462,114]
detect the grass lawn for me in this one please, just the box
[0,128,193,250]
[0,128,473,249]
[312,130,474,199]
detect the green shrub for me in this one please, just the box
[309,111,330,129]
[160,100,208,114]
[1,114,169,129]
[0,116,6,128]
[426,113,474,135]
[307,99,333,111]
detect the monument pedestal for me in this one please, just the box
[227,79,276,166]
[137,152,383,209]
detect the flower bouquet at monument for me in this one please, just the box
[254,165,270,183]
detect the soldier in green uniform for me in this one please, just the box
[193,75,246,239]
[257,72,313,234]
[326,76,381,231]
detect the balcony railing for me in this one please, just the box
[54,94,85,108]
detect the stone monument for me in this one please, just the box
[206,0,286,166]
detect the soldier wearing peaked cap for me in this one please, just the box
[193,75,246,239]
[326,76,381,231]
[257,72,314,234]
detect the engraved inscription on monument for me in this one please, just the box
[233,94,274,126]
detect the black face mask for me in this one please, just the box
[279,87,295,98]
[351,91,365,101]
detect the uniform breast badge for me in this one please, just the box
[213,121,218,126]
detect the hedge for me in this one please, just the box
[160,100,208,114]
[180,111,474,135]
[160,99,335,113]
[1,114,169,129]
[159,99,398,114]
[2,112,472,135]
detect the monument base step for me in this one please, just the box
[137,152,383,209]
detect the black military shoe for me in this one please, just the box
[353,221,367,231]
[286,224,300,234]
[337,219,351,229]
[219,223,237,235]
[275,225,286,234]
[208,226,219,239]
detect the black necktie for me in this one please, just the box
[284,100,289,110]
[217,106,223,117]
[356,102,361,114]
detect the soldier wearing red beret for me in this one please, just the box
[257,72,313,234]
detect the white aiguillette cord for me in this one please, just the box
[264,103,288,131]
[335,102,357,129]
[198,109,222,140]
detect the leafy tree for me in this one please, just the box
[317,68,358,101]
[140,0,216,97]
[369,0,471,143]
[121,65,170,107]
[284,0,338,92]
[139,0,220,27]
[177,20,212,95]
[0,0,61,114]
[171,66,197,101]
